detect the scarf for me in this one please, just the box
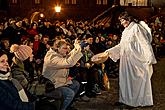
[0,71,10,80]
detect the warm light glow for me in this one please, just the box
[40,13,44,18]
[55,6,61,13]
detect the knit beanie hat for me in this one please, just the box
[10,44,32,61]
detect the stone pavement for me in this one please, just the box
[75,57,165,110]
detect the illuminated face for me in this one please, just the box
[120,19,130,28]
[32,24,37,29]
[58,43,69,57]
[42,37,49,44]
[86,38,93,44]
[2,40,10,49]
[0,54,9,72]
[34,34,39,41]
[112,35,118,40]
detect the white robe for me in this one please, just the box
[105,22,157,107]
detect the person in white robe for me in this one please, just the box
[93,11,157,107]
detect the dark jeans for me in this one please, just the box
[58,80,80,110]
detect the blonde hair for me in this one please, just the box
[53,40,70,52]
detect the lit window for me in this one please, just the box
[12,0,17,4]
[120,0,148,6]
[64,0,70,4]
[103,0,107,5]
[71,0,77,4]
[137,0,147,6]
[35,0,40,4]
[96,0,102,5]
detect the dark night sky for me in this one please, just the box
[0,0,9,10]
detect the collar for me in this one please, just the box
[0,72,11,80]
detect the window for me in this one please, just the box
[137,0,147,6]
[71,0,76,4]
[64,0,76,4]
[120,0,148,6]
[96,0,107,5]
[35,0,40,4]
[103,0,107,5]
[12,0,17,4]
[96,0,102,5]
[64,0,70,4]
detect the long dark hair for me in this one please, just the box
[118,11,139,23]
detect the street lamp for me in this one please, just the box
[54,6,61,13]
[40,13,44,18]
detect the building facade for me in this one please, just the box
[0,0,154,20]
[3,0,113,20]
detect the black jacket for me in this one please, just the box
[0,80,35,110]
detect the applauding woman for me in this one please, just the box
[0,50,35,110]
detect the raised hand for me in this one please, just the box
[74,38,81,51]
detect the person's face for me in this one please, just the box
[120,19,130,28]
[32,24,37,29]
[16,21,22,27]
[43,37,49,44]
[86,38,93,44]
[0,54,9,72]
[58,43,69,57]
[107,40,112,45]
[3,40,10,49]
[101,36,105,42]
[34,35,39,41]
[112,35,118,40]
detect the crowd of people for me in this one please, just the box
[0,11,165,110]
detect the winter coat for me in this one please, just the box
[0,80,34,110]
[11,57,29,88]
[42,48,82,88]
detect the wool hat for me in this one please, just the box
[10,44,32,61]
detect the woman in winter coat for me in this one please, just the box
[0,49,35,110]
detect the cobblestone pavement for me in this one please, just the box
[75,57,165,110]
